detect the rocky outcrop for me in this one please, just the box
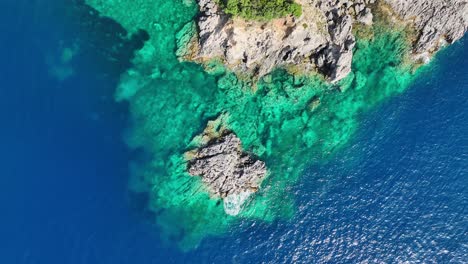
[183,0,467,83]
[186,126,267,215]
[182,0,467,214]
[191,0,375,83]
[384,0,468,63]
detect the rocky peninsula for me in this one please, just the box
[184,0,467,82]
[84,0,467,247]
[181,0,468,215]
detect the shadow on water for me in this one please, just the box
[64,1,149,79]
[61,1,154,219]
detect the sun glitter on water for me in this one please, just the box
[85,0,428,249]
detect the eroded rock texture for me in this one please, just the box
[384,0,468,62]
[182,0,468,215]
[187,130,267,215]
[192,0,376,83]
[184,0,467,82]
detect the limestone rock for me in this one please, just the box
[185,0,467,83]
[188,0,468,82]
[186,129,267,215]
[384,0,468,59]
[191,0,376,83]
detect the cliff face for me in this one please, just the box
[185,0,467,82]
[180,0,467,216]
[192,0,375,82]
[384,0,468,62]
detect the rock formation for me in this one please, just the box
[384,0,468,63]
[186,121,267,215]
[181,0,467,215]
[190,0,374,82]
[183,0,467,82]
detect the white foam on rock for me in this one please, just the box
[223,191,253,216]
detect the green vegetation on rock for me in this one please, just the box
[85,0,426,250]
[217,0,302,20]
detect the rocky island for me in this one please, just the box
[84,0,467,248]
[185,117,267,216]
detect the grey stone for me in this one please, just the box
[187,131,267,200]
[186,0,467,83]
[191,0,364,83]
[384,0,468,57]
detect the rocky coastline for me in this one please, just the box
[182,0,467,82]
[181,0,467,215]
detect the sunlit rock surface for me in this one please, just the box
[188,0,468,81]
[186,124,267,215]
[84,0,468,249]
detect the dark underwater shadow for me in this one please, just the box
[59,0,155,221]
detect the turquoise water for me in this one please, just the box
[85,0,428,248]
[0,0,466,262]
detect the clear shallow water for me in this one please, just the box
[182,42,468,263]
[85,0,423,246]
[1,1,466,263]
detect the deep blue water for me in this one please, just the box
[1,1,466,263]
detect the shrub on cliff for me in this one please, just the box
[218,0,302,20]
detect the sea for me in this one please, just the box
[0,0,466,263]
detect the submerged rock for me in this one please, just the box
[186,127,267,215]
